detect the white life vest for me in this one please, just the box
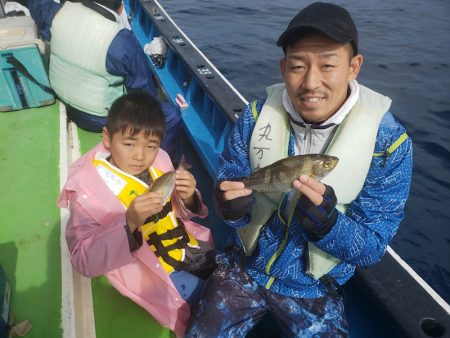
[49,2,125,117]
[241,83,391,279]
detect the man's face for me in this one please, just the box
[102,127,161,176]
[280,32,363,124]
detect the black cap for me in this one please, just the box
[277,2,358,54]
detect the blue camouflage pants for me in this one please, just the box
[185,264,348,338]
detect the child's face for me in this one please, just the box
[102,127,161,176]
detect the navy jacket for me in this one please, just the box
[28,0,157,97]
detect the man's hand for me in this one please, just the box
[215,181,254,220]
[293,175,338,241]
[126,192,163,231]
[293,175,326,204]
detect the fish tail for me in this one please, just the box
[178,154,192,170]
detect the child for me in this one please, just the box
[57,92,215,337]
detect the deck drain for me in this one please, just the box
[420,318,446,337]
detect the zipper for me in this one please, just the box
[303,124,313,154]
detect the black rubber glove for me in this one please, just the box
[215,181,254,220]
[295,184,338,241]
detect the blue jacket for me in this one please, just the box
[216,97,413,298]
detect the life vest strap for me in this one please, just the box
[251,100,259,120]
[146,222,190,269]
[143,201,173,224]
[373,132,408,158]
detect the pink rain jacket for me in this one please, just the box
[57,143,212,337]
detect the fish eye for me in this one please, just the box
[324,160,332,169]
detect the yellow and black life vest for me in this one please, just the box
[92,154,198,274]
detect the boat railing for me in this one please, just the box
[125,0,248,178]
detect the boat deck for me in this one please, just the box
[0,104,61,337]
[0,102,400,338]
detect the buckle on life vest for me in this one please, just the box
[319,274,341,297]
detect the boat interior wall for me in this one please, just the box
[124,0,247,178]
[0,16,54,111]
[355,251,450,338]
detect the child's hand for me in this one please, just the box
[126,192,163,231]
[175,168,196,208]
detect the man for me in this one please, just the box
[28,0,180,157]
[185,2,413,337]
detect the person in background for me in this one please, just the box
[28,0,181,157]
[57,92,216,337]
[185,2,413,337]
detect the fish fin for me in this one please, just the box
[240,179,249,189]
[177,154,192,170]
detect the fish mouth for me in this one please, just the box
[330,156,339,163]
[325,156,339,169]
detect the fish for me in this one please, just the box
[240,154,339,192]
[149,155,191,202]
